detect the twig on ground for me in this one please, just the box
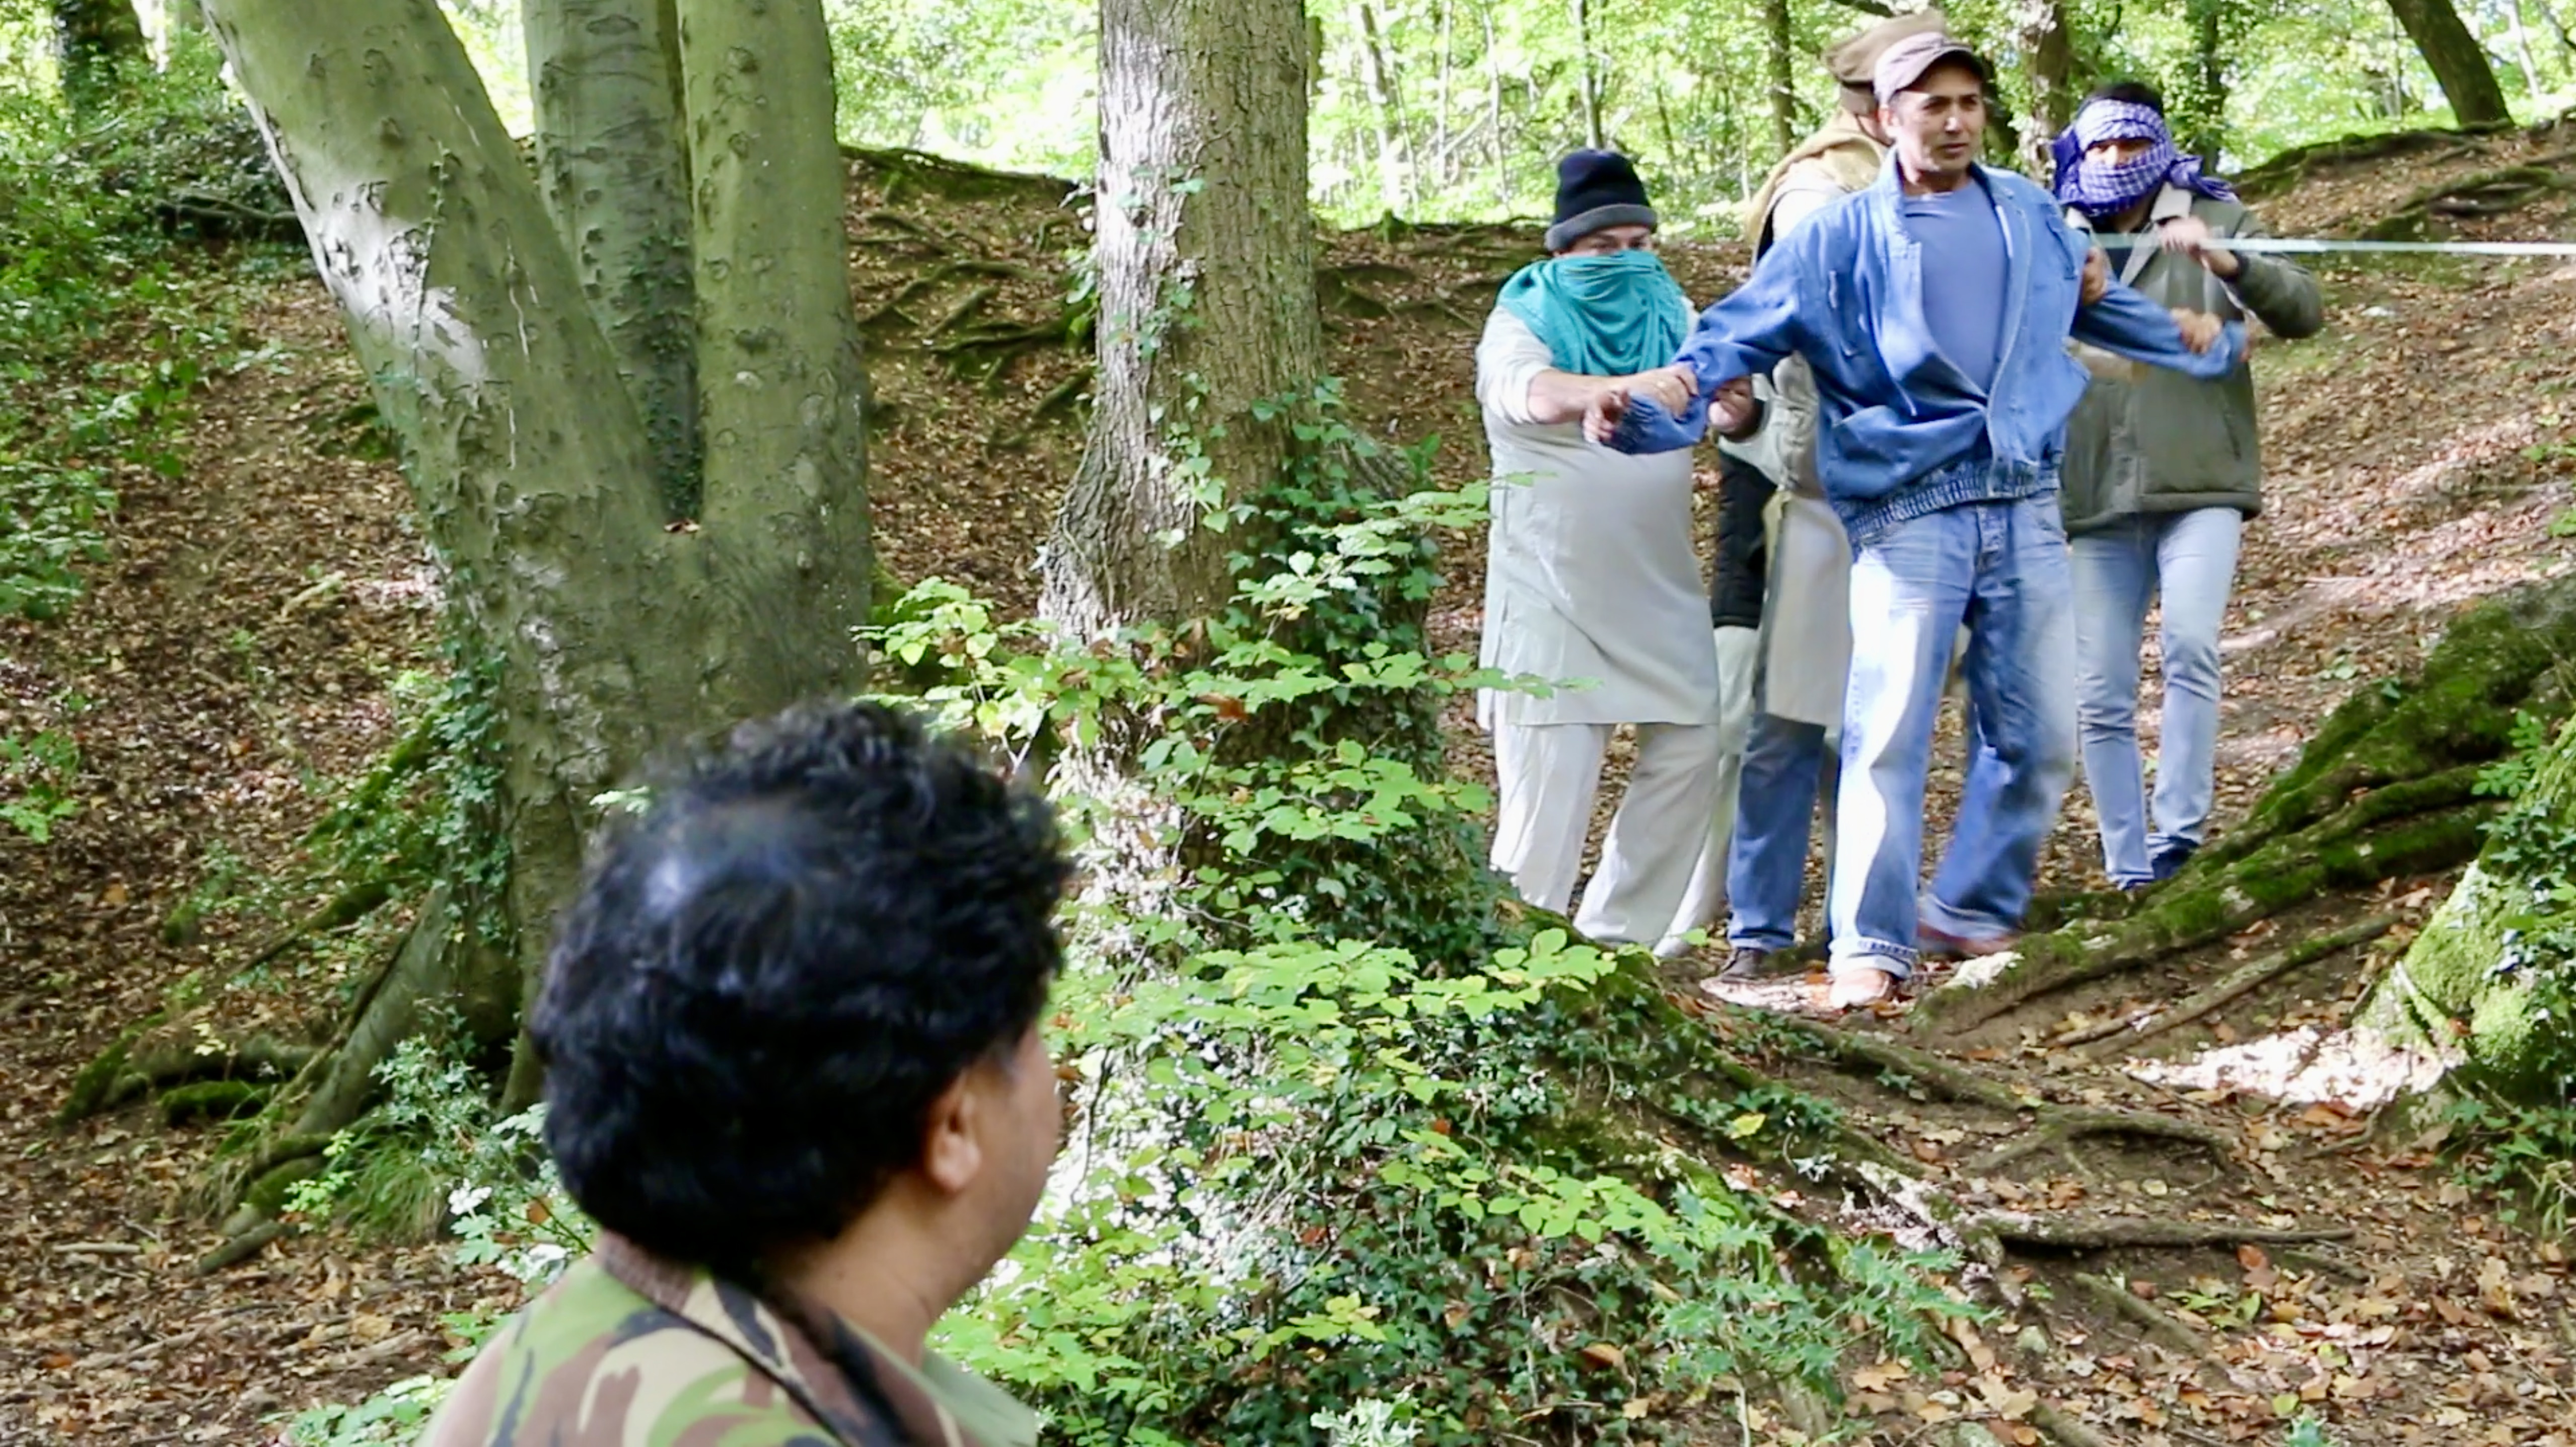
[77,1324,213,1371]
[2274,1246,2371,1282]
[2073,1272,2211,1360]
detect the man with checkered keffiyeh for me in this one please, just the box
[2048,83,2325,895]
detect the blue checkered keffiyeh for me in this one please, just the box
[2050,100,2237,219]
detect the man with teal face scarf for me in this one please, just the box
[1476,151,1729,956]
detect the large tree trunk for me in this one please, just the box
[527,0,701,516]
[52,0,148,113]
[677,0,873,702]
[197,0,870,1130]
[1043,0,1324,637]
[1763,0,1796,157]
[2387,0,2515,125]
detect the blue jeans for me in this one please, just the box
[1727,711,1829,951]
[1829,497,2078,981]
[2072,508,2243,887]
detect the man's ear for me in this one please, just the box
[919,1073,985,1196]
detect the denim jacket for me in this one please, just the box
[1612,159,2245,544]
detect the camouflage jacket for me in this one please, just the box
[423,1234,1018,1447]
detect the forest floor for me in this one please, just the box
[2,129,2574,1443]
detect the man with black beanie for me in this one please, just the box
[1475,150,1727,956]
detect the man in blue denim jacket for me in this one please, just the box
[1589,33,2242,1007]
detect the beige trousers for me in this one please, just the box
[1489,718,1723,952]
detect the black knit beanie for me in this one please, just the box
[1545,150,1658,252]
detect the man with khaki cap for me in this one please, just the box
[1676,8,1950,982]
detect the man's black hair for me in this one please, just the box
[2084,79,2166,113]
[533,700,1071,1264]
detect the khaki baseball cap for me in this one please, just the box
[1824,10,1950,112]
[1873,31,1991,105]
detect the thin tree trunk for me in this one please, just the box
[1436,0,1455,185]
[1047,0,1326,636]
[527,0,701,517]
[1482,0,1506,204]
[1764,0,1797,156]
[2507,0,2545,98]
[678,0,873,701]
[2386,0,2514,124]
[1356,1,1410,217]
[52,0,149,113]
[1653,75,1679,177]
[2174,0,2231,164]
[2018,0,2081,151]
[1571,0,1601,150]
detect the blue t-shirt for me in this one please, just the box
[1899,185,2007,395]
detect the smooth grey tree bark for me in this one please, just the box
[194,0,872,1133]
[527,0,701,515]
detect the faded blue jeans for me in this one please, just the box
[1727,711,1830,952]
[1829,496,2079,982]
[2071,507,2244,887]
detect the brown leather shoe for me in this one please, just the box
[1719,946,1772,981]
[1916,923,2021,962]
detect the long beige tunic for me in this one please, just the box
[1474,309,1716,730]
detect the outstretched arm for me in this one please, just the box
[2074,280,2245,379]
[1590,250,1807,453]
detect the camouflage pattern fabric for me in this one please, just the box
[423,1234,995,1447]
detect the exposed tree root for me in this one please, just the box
[2061,914,2397,1055]
[2363,153,2575,239]
[1757,1014,2234,1174]
[2234,122,2513,200]
[160,1079,273,1127]
[2073,1271,2215,1361]
[1913,805,2487,1032]
[2031,1401,2117,1447]
[194,1221,289,1276]
[94,1036,316,1115]
[930,284,996,334]
[227,871,397,980]
[55,1013,165,1129]
[1970,1213,2353,1251]
[1966,1110,2233,1175]
[205,886,467,1230]
[932,315,1086,386]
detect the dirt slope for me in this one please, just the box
[0,128,2571,1442]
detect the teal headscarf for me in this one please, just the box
[1495,248,1692,378]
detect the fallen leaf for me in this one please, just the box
[1577,1341,1625,1371]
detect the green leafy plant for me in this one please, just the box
[292,392,1969,1446]
[0,729,81,842]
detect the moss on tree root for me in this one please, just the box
[1920,580,2576,1032]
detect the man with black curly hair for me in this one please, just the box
[426,700,1071,1447]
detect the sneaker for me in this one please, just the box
[1916,923,2021,961]
[1827,967,1900,1009]
[2149,843,2197,882]
[1719,946,1772,981]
